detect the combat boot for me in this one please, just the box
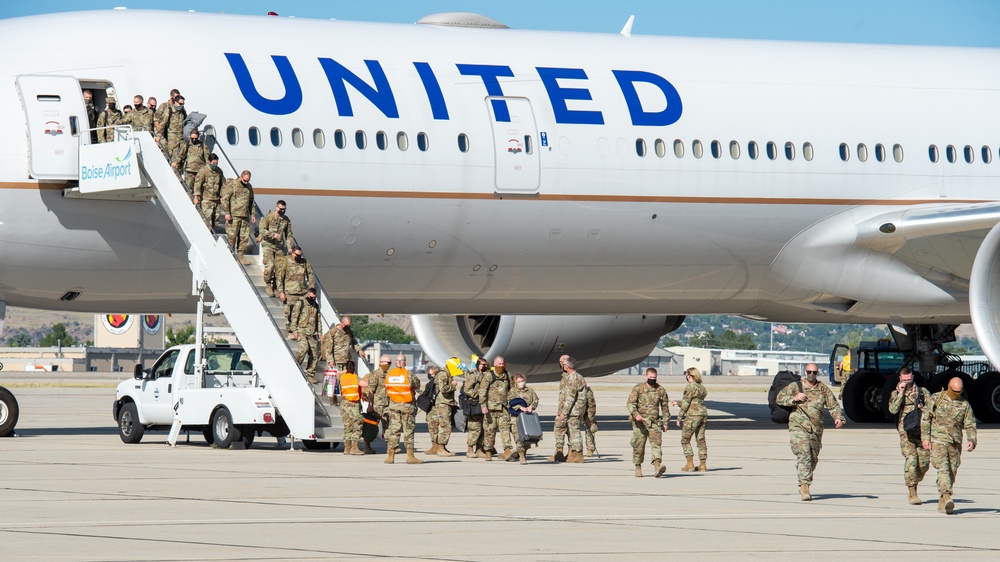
[363,441,376,454]
[437,446,456,457]
[342,441,354,454]
[518,450,526,465]
[424,443,440,456]
[349,441,365,456]
[406,446,423,464]
[547,448,566,462]
[586,449,595,458]
[635,465,643,477]
[484,450,493,461]
[466,446,476,457]
[567,450,584,463]
[696,459,707,472]
[653,460,665,478]
[384,449,395,464]
[941,493,954,514]
[501,447,513,460]
[907,486,921,505]
[506,451,519,462]
[238,253,251,266]
[799,484,811,501]
[680,456,694,472]
[265,284,274,297]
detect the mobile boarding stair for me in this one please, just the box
[78,129,361,449]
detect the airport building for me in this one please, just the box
[666,346,829,377]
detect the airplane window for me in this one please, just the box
[784,142,795,160]
[458,133,470,153]
[964,145,974,164]
[417,132,429,152]
[636,138,647,157]
[227,126,238,145]
[893,144,904,162]
[692,139,703,159]
[983,146,992,164]
[292,128,304,148]
[839,143,849,161]
[249,127,260,146]
[270,127,282,147]
[729,141,740,159]
[673,139,684,158]
[356,130,367,149]
[802,142,814,161]
[397,132,409,151]
[946,145,957,163]
[748,141,759,160]
[313,128,325,149]
[766,141,777,160]
[376,131,388,150]
[874,143,885,162]
[654,138,666,158]
[928,145,939,163]
[857,143,868,162]
[334,129,346,149]
[710,140,721,159]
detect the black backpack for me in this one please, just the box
[768,370,803,424]
[415,377,436,413]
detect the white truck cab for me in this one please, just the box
[113,343,284,448]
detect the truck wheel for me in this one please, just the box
[0,386,19,437]
[843,370,887,423]
[211,407,242,449]
[118,402,144,444]
[972,371,1000,423]
[203,428,215,445]
[239,425,255,449]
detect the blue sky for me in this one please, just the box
[4,0,999,47]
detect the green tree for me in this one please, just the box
[40,323,77,347]
[351,315,412,344]
[5,332,33,347]
[661,336,681,348]
[166,325,196,347]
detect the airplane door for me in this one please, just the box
[487,96,540,194]
[15,75,88,180]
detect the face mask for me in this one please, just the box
[294,255,303,262]
[946,388,960,400]
[208,164,218,171]
[646,378,657,386]
[306,297,316,305]
[190,138,199,144]
[174,104,182,110]
[517,381,525,389]
[277,209,285,215]
[806,372,818,382]
[478,364,488,372]
[494,366,505,374]
[108,104,116,111]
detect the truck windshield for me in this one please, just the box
[184,348,254,373]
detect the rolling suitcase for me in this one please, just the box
[516,411,543,444]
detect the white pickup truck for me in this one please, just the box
[113,344,286,448]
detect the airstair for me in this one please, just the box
[77,129,368,447]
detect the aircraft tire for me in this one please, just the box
[211,407,241,449]
[0,386,19,437]
[972,371,1000,423]
[117,401,143,444]
[843,370,887,423]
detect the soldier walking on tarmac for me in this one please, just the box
[361,355,392,454]
[384,354,423,465]
[627,368,670,477]
[479,356,513,461]
[426,363,458,457]
[507,372,539,465]
[921,376,977,514]
[888,366,932,505]
[672,367,709,472]
[551,356,587,463]
[464,358,489,458]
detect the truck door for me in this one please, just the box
[141,348,179,423]
[487,96,540,195]
[15,75,89,180]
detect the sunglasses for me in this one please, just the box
[806,370,819,374]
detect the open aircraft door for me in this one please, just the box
[16,75,88,180]
[487,96,539,195]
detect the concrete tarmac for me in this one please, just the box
[1,379,997,560]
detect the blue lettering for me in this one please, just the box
[225,53,303,116]
[456,64,515,122]
[612,70,683,127]
[318,58,399,118]
[537,67,604,125]
[413,62,449,120]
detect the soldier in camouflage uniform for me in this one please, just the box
[361,355,392,454]
[425,365,458,456]
[323,316,363,371]
[548,355,571,461]
[119,95,153,134]
[921,377,977,514]
[277,246,313,333]
[152,89,176,146]
[221,170,256,264]
[96,97,122,143]
[257,200,294,296]
[775,363,845,501]
[291,288,321,383]
[583,385,598,456]
[83,89,97,143]
[479,356,513,461]
[888,367,932,505]
[339,360,367,455]
[193,154,225,228]
[172,129,211,187]
[551,356,587,463]
[156,94,187,155]
[673,367,709,472]
[507,372,539,464]
[464,358,489,458]
[627,368,670,477]
[384,354,423,464]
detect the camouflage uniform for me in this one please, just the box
[362,365,390,449]
[507,382,539,453]
[429,369,458,447]
[156,104,187,154]
[277,256,313,334]
[322,324,360,371]
[626,381,670,466]
[120,106,153,133]
[85,98,97,143]
[479,370,513,455]
[678,381,708,461]
[888,384,932,488]
[153,102,171,141]
[292,295,321,380]
[463,371,485,454]
[193,165,225,227]
[172,138,211,187]
[921,391,977,498]
[583,386,598,454]
[221,178,254,259]
[96,107,122,143]
[385,371,421,449]
[340,389,364,442]
[257,210,294,292]
[776,380,844,486]
[556,369,587,453]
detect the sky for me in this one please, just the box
[2,0,999,47]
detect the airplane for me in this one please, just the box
[1,9,1000,427]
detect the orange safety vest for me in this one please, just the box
[385,367,413,403]
[341,372,360,402]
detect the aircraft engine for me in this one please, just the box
[411,314,684,381]
[969,222,1000,370]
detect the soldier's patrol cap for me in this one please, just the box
[107,96,116,103]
